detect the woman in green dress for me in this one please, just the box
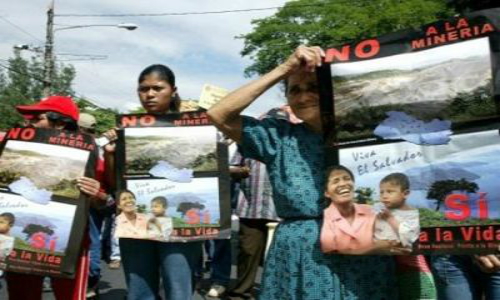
[208,45,397,300]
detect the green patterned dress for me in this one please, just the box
[240,116,397,300]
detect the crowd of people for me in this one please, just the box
[0,45,499,300]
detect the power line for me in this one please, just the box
[0,16,44,43]
[55,3,323,18]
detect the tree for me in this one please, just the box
[240,0,454,76]
[76,98,118,135]
[426,178,478,210]
[22,223,54,240]
[176,202,205,217]
[0,51,76,130]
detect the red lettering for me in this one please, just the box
[482,23,495,34]
[325,46,350,63]
[411,39,426,49]
[434,34,447,44]
[31,232,46,249]
[445,22,455,31]
[121,116,137,127]
[20,128,35,140]
[354,39,380,59]
[456,18,469,29]
[445,193,470,221]
[140,115,156,126]
[447,31,458,41]
[460,28,472,38]
[461,227,474,241]
[6,128,22,139]
[426,26,438,35]
[478,192,489,219]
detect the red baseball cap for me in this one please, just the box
[16,95,80,121]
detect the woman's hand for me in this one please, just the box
[281,45,325,74]
[102,128,118,153]
[372,240,411,255]
[474,254,500,273]
[77,176,101,198]
[378,208,393,220]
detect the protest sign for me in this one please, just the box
[115,111,231,242]
[318,8,500,254]
[198,84,229,110]
[0,127,95,276]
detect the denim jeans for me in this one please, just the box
[109,217,121,261]
[88,208,104,288]
[120,238,202,300]
[209,239,232,286]
[431,255,500,300]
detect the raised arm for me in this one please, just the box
[207,46,324,144]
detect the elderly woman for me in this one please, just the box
[208,46,397,299]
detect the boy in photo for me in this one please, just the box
[374,172,420,247]
[147,196,173,240]
[0,212,15,260]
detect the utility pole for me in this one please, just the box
[43,1,54,97]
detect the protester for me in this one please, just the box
[6,95,102,300]
[78,112,108,299]
[208,45,399,299]
[103,64,202,300]
[431,255,500,299]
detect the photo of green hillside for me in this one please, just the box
[125,126,218,175]
[0,140,89,199]
[331,38,494,141]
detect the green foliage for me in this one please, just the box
[190,152,217,171]
[444,81,494,122]
[355,187,374,204]
[0,51,76,130]
[419,207,500,227]
[127,156,158,174]
[50,178,79,198]
[0,170,22,186]
[75,98,118,135]
[240,0,454,76]
[427,178,479,210]
[176,202,205,217]
[136,204,147,214]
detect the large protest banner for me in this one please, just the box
[115,111,231,242]
[0,127,96,277]
[318,8,500,254]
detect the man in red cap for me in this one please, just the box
[6,95,102,300]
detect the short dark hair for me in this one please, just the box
[151,196,168,208]
[138,64,181,112]
[117,189,136,203]
[380,173,410,191]
[325,165,355,184]
[46,111,78,131]
[0,212,15,226]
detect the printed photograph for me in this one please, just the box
[0,140,90,199]
[118,177,221,240]
[124,126,218,175]
[330,38,494,141]
[0,192,77,257]
[337,129,500,228]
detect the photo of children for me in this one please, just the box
[114,190,149,239]
[320,166,407,255]
[147,196,173,240]
[0,212,15,260]
[374,172,420,249]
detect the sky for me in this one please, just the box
[0,0,290,115]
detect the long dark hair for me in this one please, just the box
[138,64,181,112]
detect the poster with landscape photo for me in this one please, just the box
[115,112,231,242]
[319,9,500,254]
[0,127,96,276]
[125,126,218,175]
[122,177,222,241]
[0,191,86,277]
[0,140,89,199]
